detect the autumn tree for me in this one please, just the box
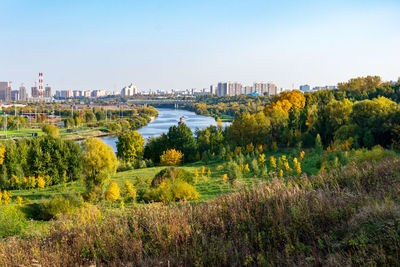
[122,181,136,201]
[105,181,120,201]
[160,149,183,166]
[116,131,145,163]
[82,138,118,198]
[42,124,59,137]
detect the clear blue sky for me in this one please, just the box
[1,0,399,91]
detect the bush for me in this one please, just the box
[105,181,121,201]
[39,194,83,220]
[171,181,199,201]
[144,167,198,203]
[160,149,183,166]
[225,161,242,184]
[151,167,193,187]
[122,181,136,202]
[0,206,28,238]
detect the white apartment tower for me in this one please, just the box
[121,83,137,97]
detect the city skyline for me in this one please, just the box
[1,0,399,91]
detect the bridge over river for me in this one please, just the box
[127,99,195,108]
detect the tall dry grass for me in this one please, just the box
[1,158,399,266]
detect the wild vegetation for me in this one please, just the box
[0,76,399,265]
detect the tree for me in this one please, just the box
[37,176,45,188]
[0,144,5,165]
[116,131,145,163]
[82,138,118,197]
[105,181,120,201]
[160,149,183,166]
[42,124,59,137]
[143,134,169,163]
[122,181,136,201]
[167,123,197,162]
[315,134,323,151]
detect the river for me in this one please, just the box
[100,108,230,152]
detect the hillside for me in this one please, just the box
[1,156,399,266]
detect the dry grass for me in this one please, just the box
[1,158,399,266]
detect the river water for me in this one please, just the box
[101,108,230,152]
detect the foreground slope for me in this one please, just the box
[1,157,399,266]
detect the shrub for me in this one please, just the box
[171,182,199,201]
[225,161,242,184]
[37,176,46,188]
[42,124,59,137]
[105,181,121,201]
[0,206,28,238]
[151,167,193,187]
[122,181,136,201]
[144,167,198,203]
[39,194,83,220]
[160,149,183,166]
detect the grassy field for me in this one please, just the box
[10,148,323,205]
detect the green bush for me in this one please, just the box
[0,206,28,238]
[39,194,83,220]
[151,167,193,187]
[353,145,396,164]
[144,167,199,203]
[225,161,242,183]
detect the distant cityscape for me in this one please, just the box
[3,72,399,102]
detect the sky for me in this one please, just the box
[1,0,399,91]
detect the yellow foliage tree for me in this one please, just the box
[0,144,5,165]
[11,175,20,189]
[105,181,120,201]
[243,164,250,173]
[160,149,183,166]
[28,176,36,188]
[2,190,11,205]
[207,168,211,178]
[258,154,266,166]
[15,196,23,206]
[194,169,199,183]
[222,174,228,182]
[122,181,136,201]
[296,162,302,175]
[37,176,46,189]
[269,156,277,169]
[300,151,305,161]
[201,165,206,175]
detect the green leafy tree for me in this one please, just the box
[167,123,197,162]
[116,131,145,163]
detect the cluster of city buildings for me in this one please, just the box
[0,81,51,102]
[54,89,118,99]
[210,82,279,96]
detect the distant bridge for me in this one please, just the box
[127,99,195,107]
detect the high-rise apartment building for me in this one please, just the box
[0,82,12,101]
[210,85,217,94]
[217,82,243,96]
[121,83,137,97]
[11,90,19,101]
[243,86,253,94]
[44,86,52,98]
[31,86,39,98]
[19,85,27,101]
[253,82,278,96]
